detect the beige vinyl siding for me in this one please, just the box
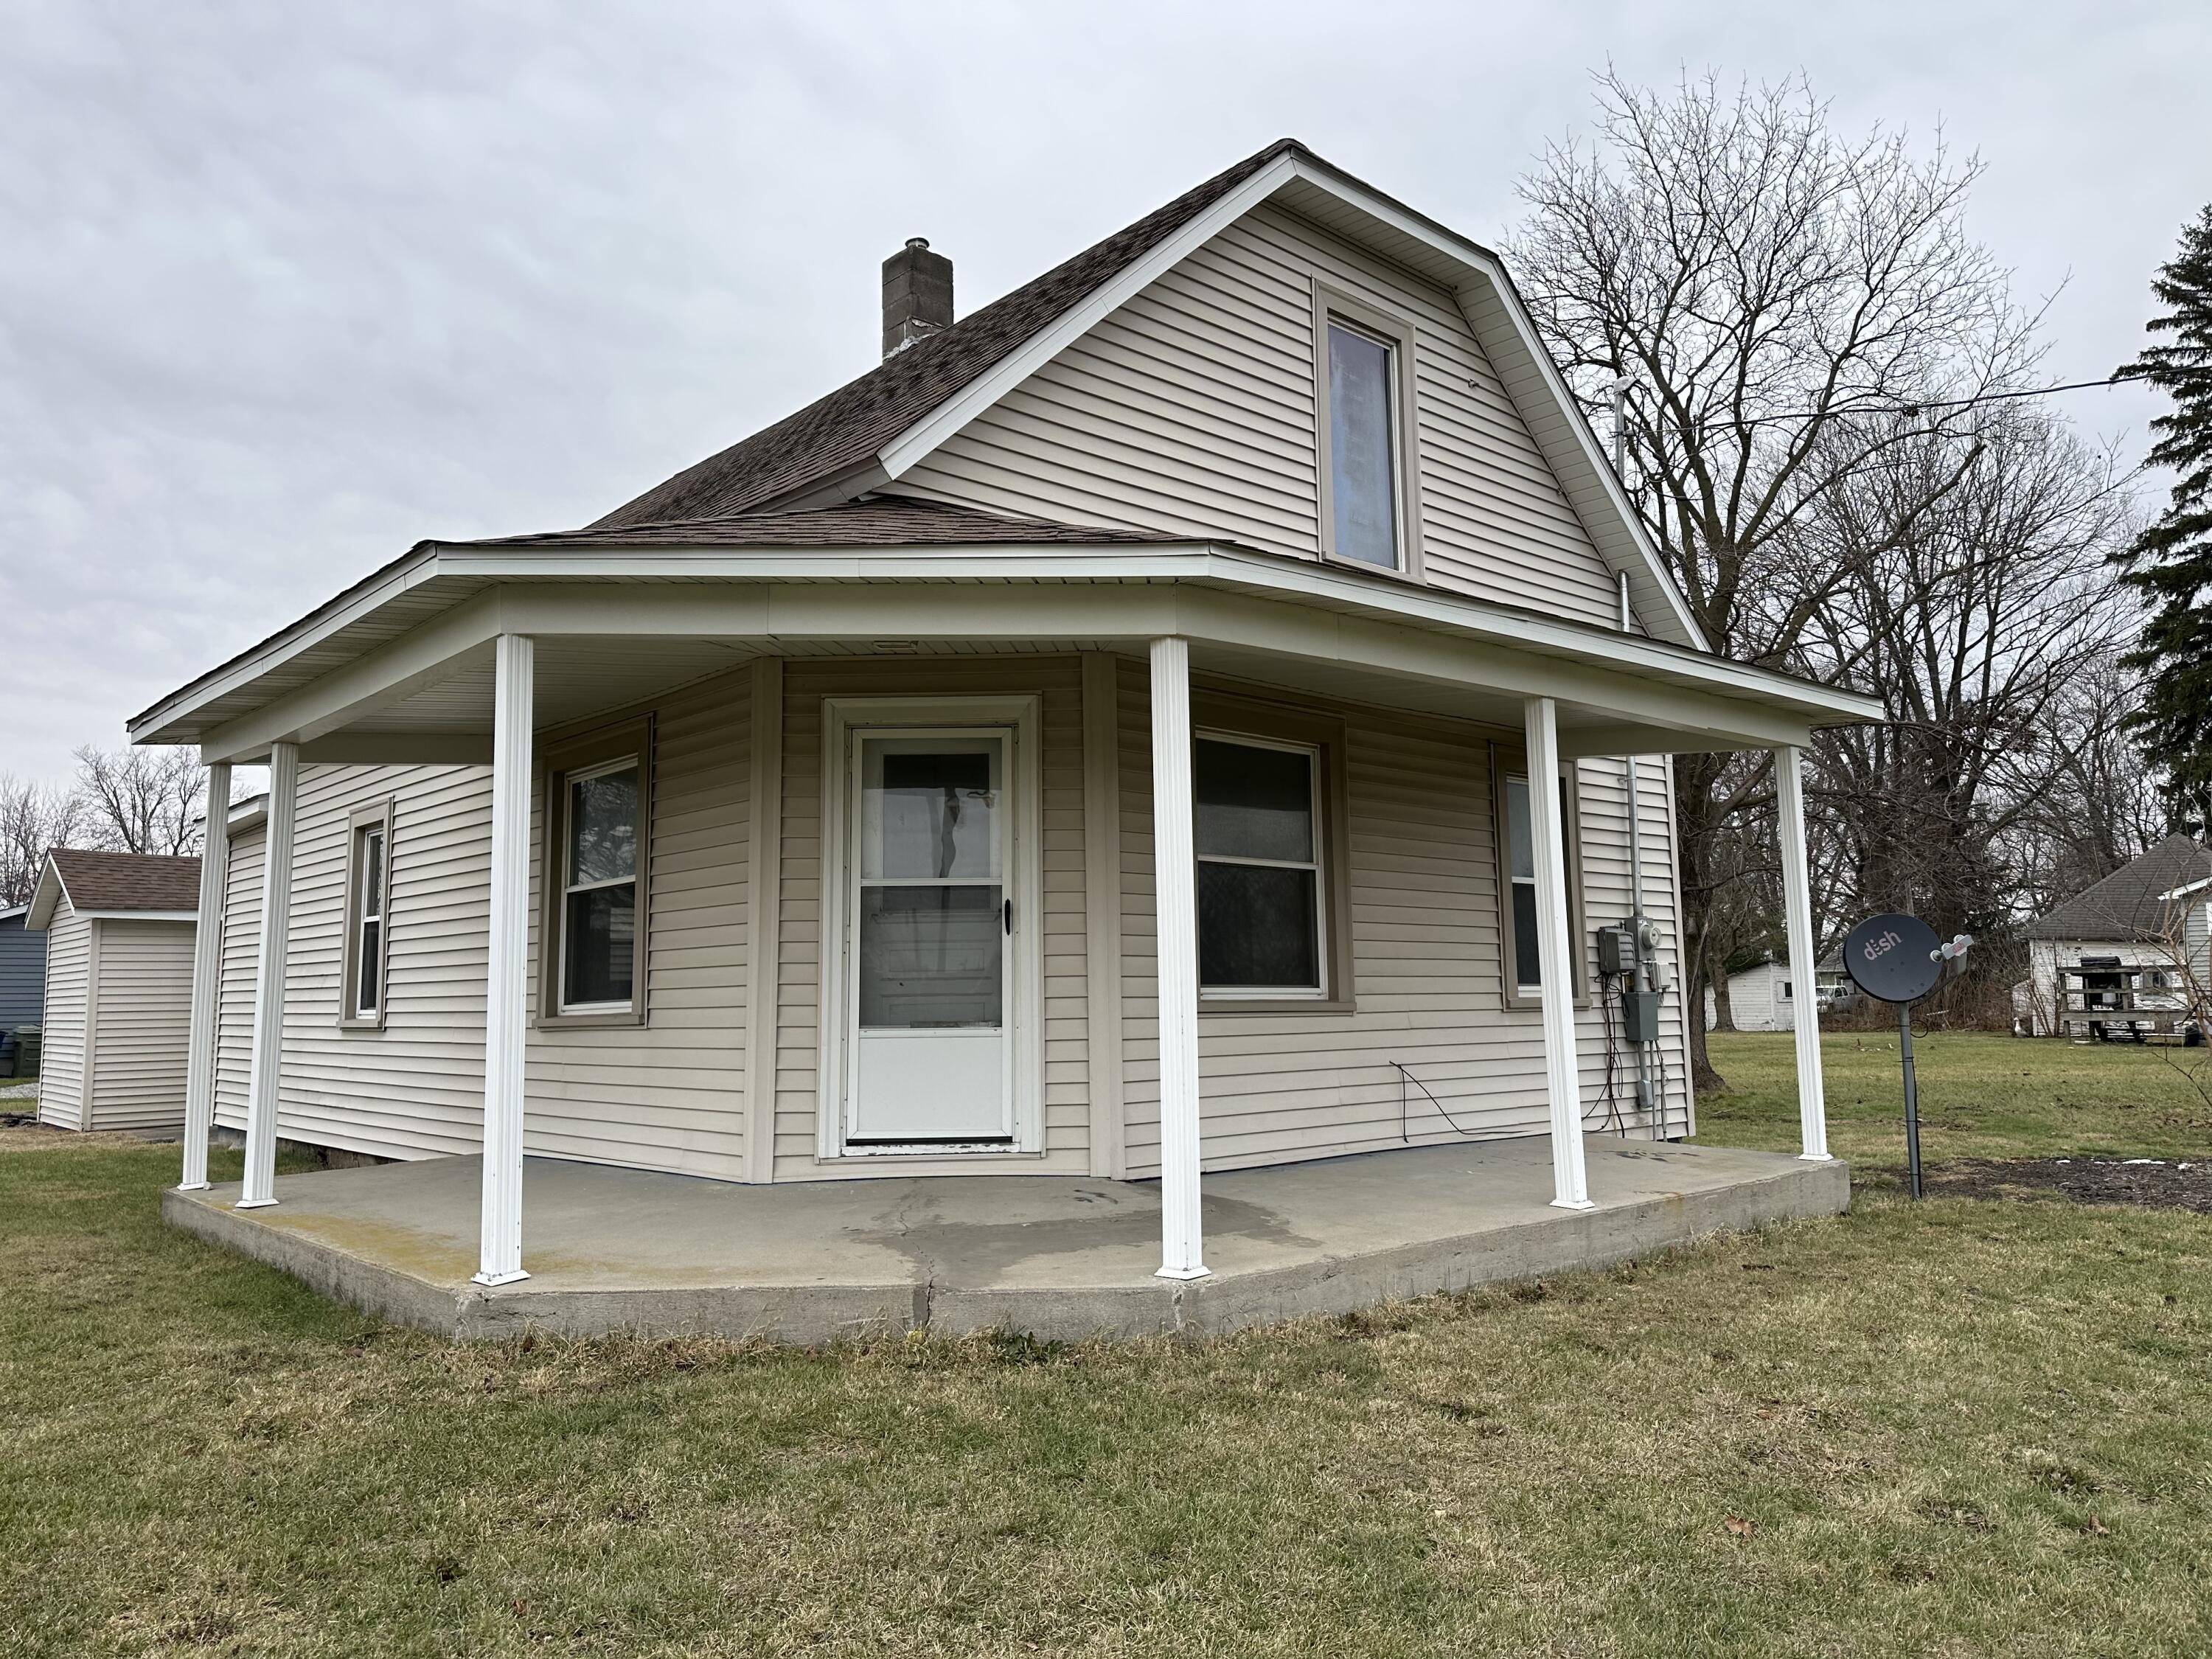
[1116,659,1686,1175]
[36,902,91,1131]
[1572,755,1694,1133]
[890,201,1624,628]
[524,672,752,1179]
[214,827,265,1130]
[771,655,1093,1180]
[86,918,195,1132]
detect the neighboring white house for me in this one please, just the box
[1704,959,1799,1032]
[134,139,1878,1293]
[2015,835,2212,1038]
[24,848,202,1133]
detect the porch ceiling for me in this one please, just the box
[131,544,1883,765]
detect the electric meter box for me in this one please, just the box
[1596,925,1640,978]
[1622,990,1661,1044]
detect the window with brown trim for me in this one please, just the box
[540,717,653,1027]
[1495,751,1586,1008]
[1312,280,1424,580]
[339,798,393,1029]
[1192,690,1354,1012]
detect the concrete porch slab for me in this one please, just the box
[164,1135,1849,1344]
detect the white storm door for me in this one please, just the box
[845,730,1015,1144]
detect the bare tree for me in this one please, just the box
[2000,650,2167,916]
[1512,69,2043,1086]
[1806,404,2137,1015]
[0,774,90,905]
[72,745,206,857]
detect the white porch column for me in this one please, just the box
[237,743,296,1208]
[476,633,534,1286]
[1523,697,1593,1210]
[178,762,232,1191]
[1150,636,1208,1280]
[1775,745,1831,1161]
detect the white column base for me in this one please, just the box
[233,1197,279,1210]
[1549,1196,1599,1211]
[471,1267,531,1287]
[176,1182,212,1192]
[1796,1150,1835,1162]
[1155,1263,1212,1281]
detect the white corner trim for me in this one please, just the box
[874,153,1301,480]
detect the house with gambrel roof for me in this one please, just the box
[138,140,1878,1340]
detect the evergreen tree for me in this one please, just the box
[2116,206,2212,831]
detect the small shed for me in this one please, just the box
[24,849,201,1132]
[1704,959,1799,1032]
[0,903,49,1073]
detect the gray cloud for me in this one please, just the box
[1,0,2202,776]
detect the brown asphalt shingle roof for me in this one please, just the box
[467,496,1191,550]
[48,849,202,914]
[587,139,1303,529]
[2020,835,2212,941]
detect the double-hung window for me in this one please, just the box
[340,799,392,1029]
[1194,733,1326,998]
[1314,283,1420,576]
[561,758,641,1011]
[1498,762,1585,1006]
[542,719,653,1026]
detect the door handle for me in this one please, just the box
[1004,897,1013,935]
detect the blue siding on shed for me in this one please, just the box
[0,914,46,1034]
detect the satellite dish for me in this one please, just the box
[1843,913,1944,1004]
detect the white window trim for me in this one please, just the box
[338,798,393,1031]
[1312,278,1425,582]
[1194,728,1328,1001]
[1498,754,1587,1009]
[557,753,644,1018]
[816,695,1044,1162]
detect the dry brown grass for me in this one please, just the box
[3,1092,2210,1655]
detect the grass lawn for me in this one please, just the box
[1697,1029,2212,1172]
[4,1048,2211,1657]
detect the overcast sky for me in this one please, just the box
[1,1,2205,779]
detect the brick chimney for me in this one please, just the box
[882,237,953,358]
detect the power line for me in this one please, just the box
[1616,373,2138,435]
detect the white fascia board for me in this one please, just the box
[184,542,1873,760]
[126,544,446,745]
[2157,877,2211,901]
[24,860,65,932]
[77,910,198,923]
[873,153,1302,479]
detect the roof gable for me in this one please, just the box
[2022,835,2212,941]
[27,849,202,931]
[586,139,1705,649]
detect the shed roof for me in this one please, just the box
[2020,835,2212,942]
[26,849,201,931]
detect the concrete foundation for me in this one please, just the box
[164,1135,1849,1344]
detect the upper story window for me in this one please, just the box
[1327,322,1398,568]
[1313,282,1422,578]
